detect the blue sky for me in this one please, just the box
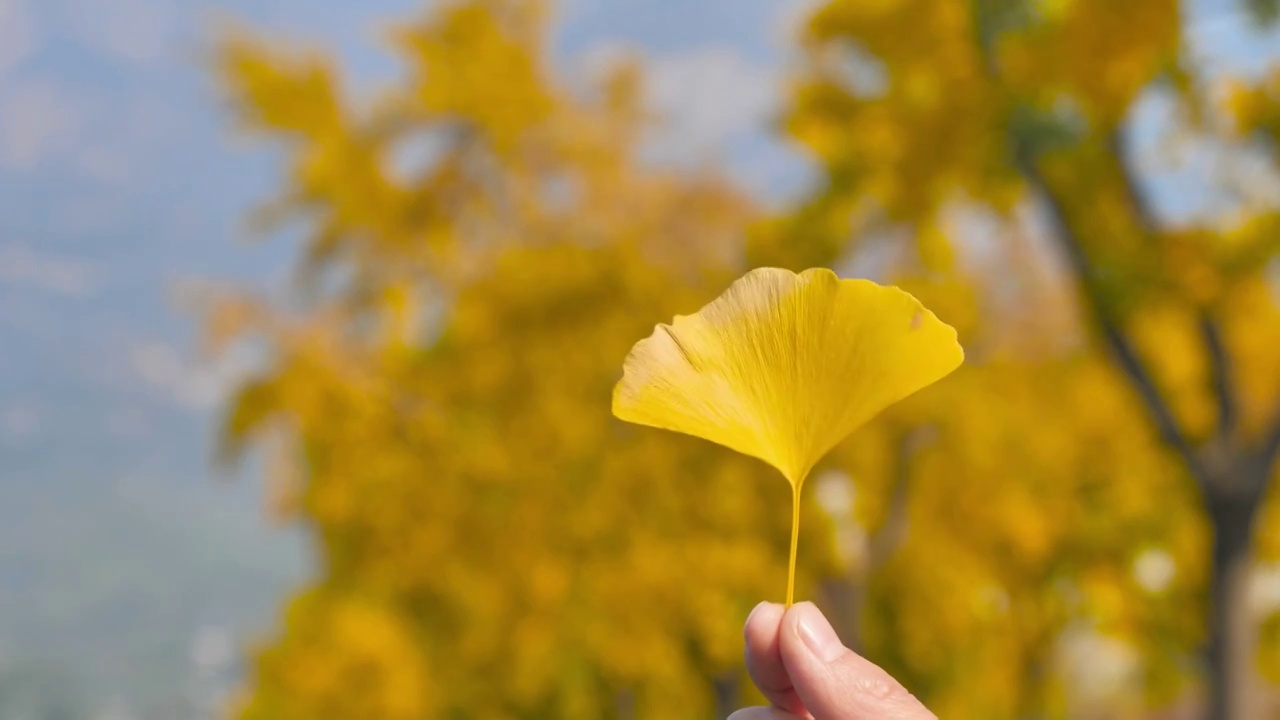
[0,0,1277,715]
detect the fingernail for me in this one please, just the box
[794,602,844,662]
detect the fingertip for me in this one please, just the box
[743,601,805,715]
[744,601,784,639]
[783,601,844,662]
[777,602,935,719]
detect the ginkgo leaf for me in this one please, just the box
[612,267,964,487]
[612,267,964,606]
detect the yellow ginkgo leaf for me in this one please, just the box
[612,267,964,605]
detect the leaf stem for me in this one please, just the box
[786,484,801,608]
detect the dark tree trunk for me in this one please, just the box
[614,688,635,720]
[819,573,865,654]
[713,672,738,720]
[1204,485,1262,720]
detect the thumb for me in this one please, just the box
[778,602,936,720]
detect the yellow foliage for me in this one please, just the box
[213,0,1280,718]
[779,0,1280,714]
[1000,0,1179,121]
[787,0,1014,222]
[234,592,434,720]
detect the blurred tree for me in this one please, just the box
[211,0,1280,719]
[210,2,816,717]
[770,0,1280,718]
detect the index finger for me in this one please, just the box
[744,602,809,717]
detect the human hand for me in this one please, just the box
[729,602,936,720]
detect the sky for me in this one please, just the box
[0,0,1278,716]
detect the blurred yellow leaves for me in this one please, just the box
[1000,0,1179,121]
[789,0,1012,221]
[213,0,1280,717]
[236,593,433,720]
[215,1,791,716]
[782,0,1280,715]
[390,3,553,153]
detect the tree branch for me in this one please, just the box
[867,434,915,567]
[1012,138,1207,483]
[1260,406,1280,479]
[1199,312,1239,442]
[975,0,1208,484]
[1110,129,1241,447]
